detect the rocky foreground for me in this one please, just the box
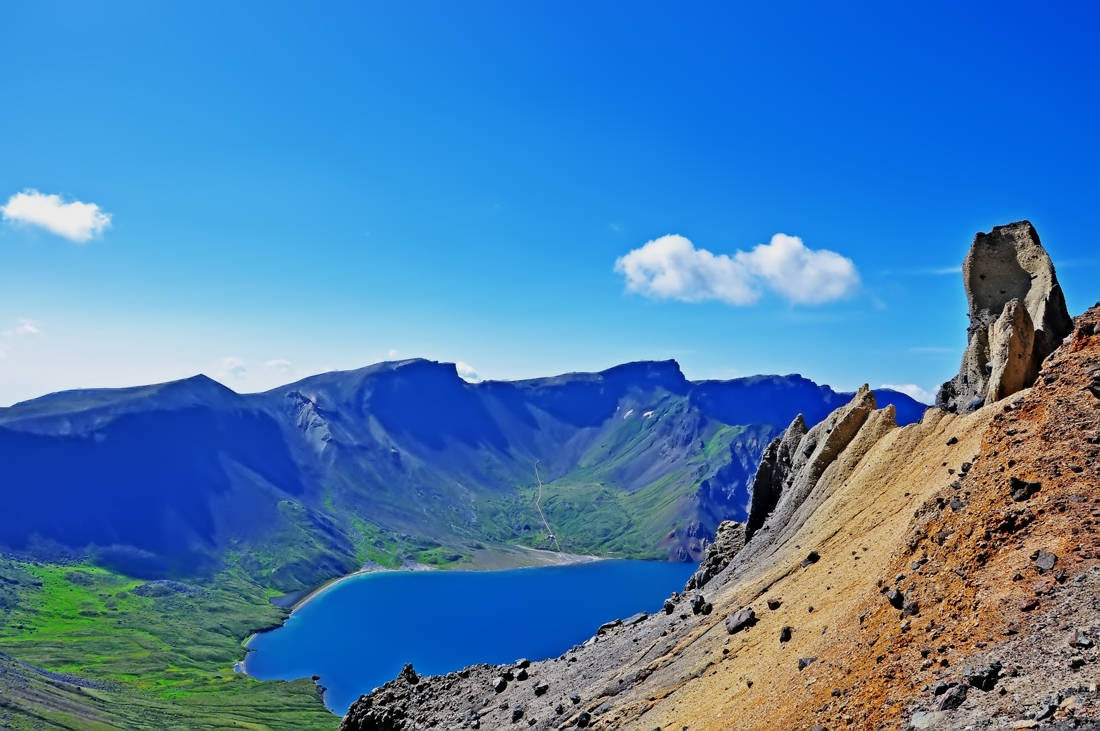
[342,223,1100,730]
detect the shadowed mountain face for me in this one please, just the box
[0,360,924,586]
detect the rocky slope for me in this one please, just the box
[341,222,1098,730]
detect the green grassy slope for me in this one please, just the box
[0,558,334,730]
[477,410,752,558]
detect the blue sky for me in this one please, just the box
[1,1,1097,406]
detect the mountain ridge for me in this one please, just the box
[0,360,924,585]
[3,357,921,412]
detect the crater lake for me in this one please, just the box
[244,559,697,713]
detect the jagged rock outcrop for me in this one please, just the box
[936,220,1072,413]
[743,386,881,545]
[744,415,806,540]
[283,390,334,454]
[684,520,745,590]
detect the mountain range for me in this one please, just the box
[0,360,923,590]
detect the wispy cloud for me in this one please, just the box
[880,382,935,404]
[219,356,247,380]
[879,265,960,276]
[1,189,111,243]
[1054,257,1100,270]
[614,233,859,306]
[0,319,42,364]
[264,359,292,373]
[2,319,41,337]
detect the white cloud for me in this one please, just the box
[0,319,42,365]
[614,234,759,305]
[614,233,859,306]
[386,348,399,359]
[880,383,935,404]
[455,361,480,383]
[264,359,292,373]
[737,234,861,304]
[1,189,111,243]
[220,356,247,380]
[2,319,40,337]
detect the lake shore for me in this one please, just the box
[287,547,603,615]
[240,557,694,713]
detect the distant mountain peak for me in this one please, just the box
[163,373,237,396]
[599,359,687,388]
[1,372,239,425]
[601,358,684,374]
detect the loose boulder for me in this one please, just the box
[597,619,621,635]
[399,663,419,685]
[1010,477,1041,502]
[964,661,1002,691]
[725,607,756,634]
[937,683,968,710]
[1035,550,1058,574]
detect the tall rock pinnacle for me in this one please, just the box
[936,220,1073,413]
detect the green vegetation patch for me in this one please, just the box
[0,558,335,730]
[476,416,748,558]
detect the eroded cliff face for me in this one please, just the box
[340,227,1097,731]
[936,221,1072,413]
[744,413,806,540]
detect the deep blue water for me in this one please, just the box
[245,560,695,713]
